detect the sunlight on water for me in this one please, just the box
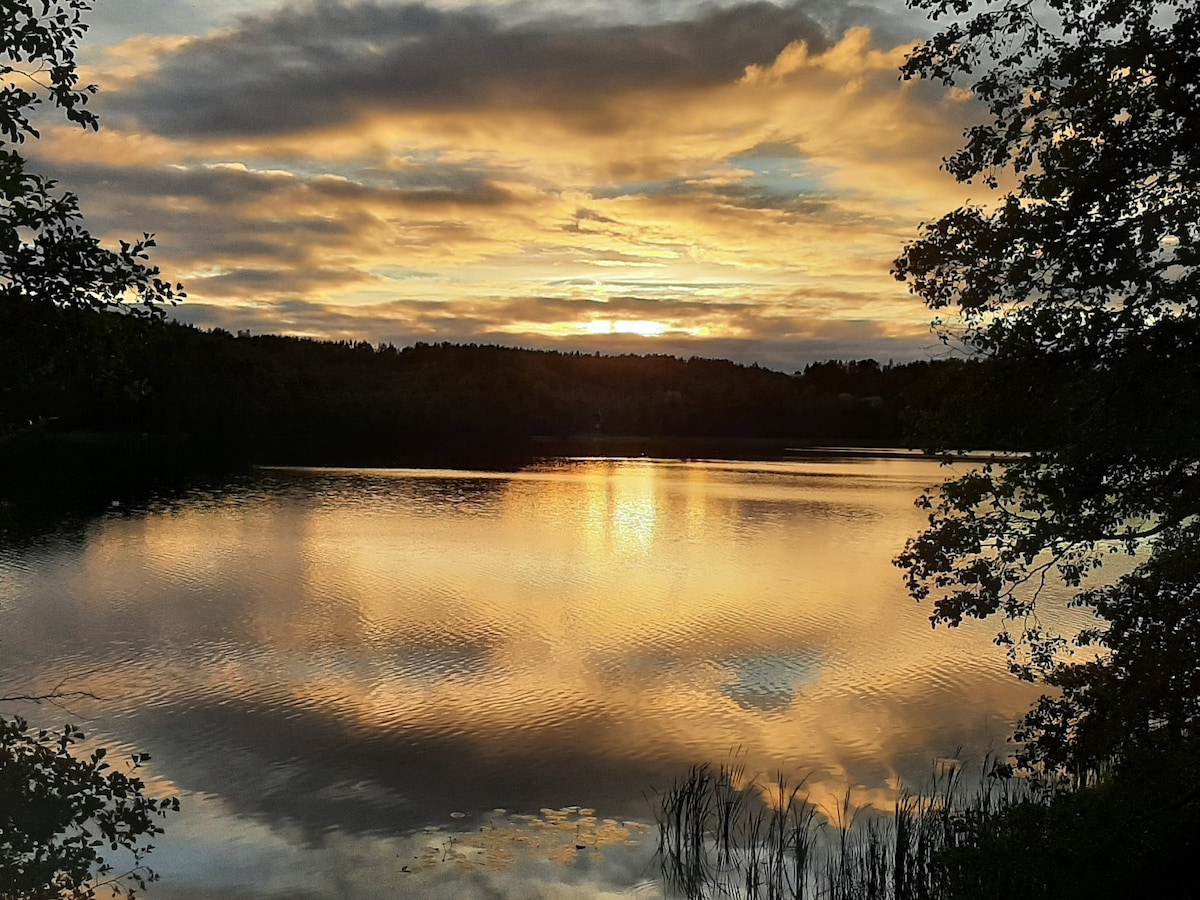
[0,456,1061,898]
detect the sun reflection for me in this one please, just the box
[680,463,711,542]
[581,463,659,557]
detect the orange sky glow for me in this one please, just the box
[35,0,991,369]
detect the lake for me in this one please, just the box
[0,454,1047,898]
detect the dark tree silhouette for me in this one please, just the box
[0,717,178,900]
[2,3,180,896]
[1,1,185,434]
[893,0,1200,771]
[1,1,183,314]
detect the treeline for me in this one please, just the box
[0,300,1038,466]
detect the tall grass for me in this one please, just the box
[655,759,1040,900]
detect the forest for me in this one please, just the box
[0,299,1037,475]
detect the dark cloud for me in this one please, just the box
[711,181,842,216]
[563,206,621,232]
[596,174,868,222]
[111,0,840,137]
[81,0,221,45]
[192,266,374,296]
[25,154,514,296]
[41,157,514,210]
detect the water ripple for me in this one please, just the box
[0,457,1042,869]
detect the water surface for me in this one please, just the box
[0,456,1046,898]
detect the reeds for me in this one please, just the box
[655,758,1041,900]
[656,762,820,899]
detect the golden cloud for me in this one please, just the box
[32,15,987,362]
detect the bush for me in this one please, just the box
[0,716,178,900]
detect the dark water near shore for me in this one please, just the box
[0,455,1051,898]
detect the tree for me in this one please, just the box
[3,3,180,895]
[2,1,186,432]
[2,0,183,313]
[893,0,1199,772]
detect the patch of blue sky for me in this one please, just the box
[727,148,837,200]
[84,0,280,49]
[595,149,837,207]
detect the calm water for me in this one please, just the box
[0,456,1047,898]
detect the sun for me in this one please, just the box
[585,319,671,337]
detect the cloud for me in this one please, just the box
[32,1,989,364]
[46,158,515,209]
[29,153,540,298]
[109,0,843,137]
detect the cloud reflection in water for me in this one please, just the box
[0,458,1046,897]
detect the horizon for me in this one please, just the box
[178,323,938,376]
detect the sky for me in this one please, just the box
[32,0,991,370]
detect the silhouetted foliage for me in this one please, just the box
[2,4,182,896]
[0,2,182,315]
[1014,530,1200,775]
[2,0,183,437]
[893,0,1199,774]
[0,717,178,900]
[933,742,1200,900]
[877,1,1200,895]
[659,753,1200,900]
